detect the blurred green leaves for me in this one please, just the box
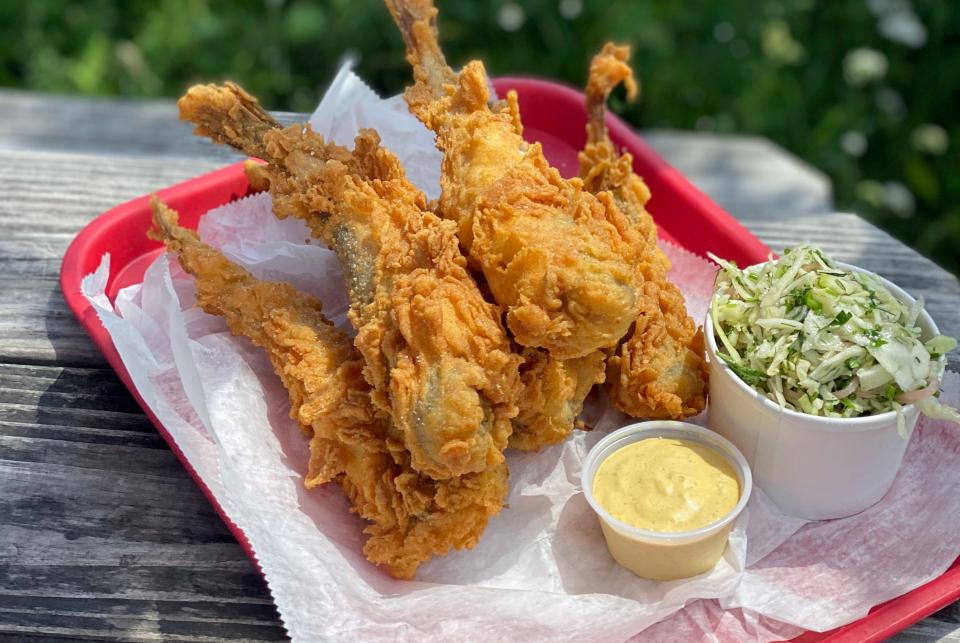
[0,0,957,275]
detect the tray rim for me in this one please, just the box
[57,76,959,642]
[59,161,263,571]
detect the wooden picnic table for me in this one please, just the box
[0,88,958,642]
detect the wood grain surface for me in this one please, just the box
[0,89,957,642]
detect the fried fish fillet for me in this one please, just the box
[578,44,708,419]
[178,83,520,480]
[148,198,508,579]
[385,0,645,360]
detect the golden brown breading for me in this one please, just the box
[509,347,605,451]
[578,44,708,419]
[385,0,644,360]
[148,198,508,580]
[178,83,521,481]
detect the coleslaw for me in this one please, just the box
[709,245,959,434]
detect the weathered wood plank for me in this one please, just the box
[0,564,271,604]
[643,129,834,218]
[0,89,238,163]
[0,277,108,368]
[0,613,285,643]
[893,609,960,643]
[0,563,286,641]
[1,462,230,541]
[1,363,140,401]
[0,364,161,450]
[0,594,280,624]
[0,145,232,368]
[0,89,298,164]
[0,88,830,218]
[0,354,285,641]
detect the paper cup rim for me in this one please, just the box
[705,259,941,431]
[581,421,753,542]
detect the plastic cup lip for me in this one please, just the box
[581,421,753,543]
[705,259,941,431]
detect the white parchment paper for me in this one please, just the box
[79,66,960,641]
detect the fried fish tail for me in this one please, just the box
[584,43,638,147]
[577,44,708,419]
[384,0,455,105]
[179,83,521,481]
[579,44,652,242]
[177,82,279,160]
[148,196,377,486]
[149,198,509,579]
[387,0,644,360]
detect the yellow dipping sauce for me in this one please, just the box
[592,437,740,533]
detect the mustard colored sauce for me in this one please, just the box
[593,438,740,533]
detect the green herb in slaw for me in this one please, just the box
[709,245,960,436]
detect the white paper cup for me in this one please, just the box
[705,262,939,520]
[581,422,752,581]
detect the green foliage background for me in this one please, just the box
[1,0,957,274]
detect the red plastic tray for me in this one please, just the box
[59,77,959,641]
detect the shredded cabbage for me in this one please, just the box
[709,245,959,429]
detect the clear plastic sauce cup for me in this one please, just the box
[581,421,752,581]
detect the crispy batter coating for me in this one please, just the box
[578,44,708,419]
[178,83,520,480]
[509,347,605,451]
[385,0,644,360]
[148,198,508,579]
